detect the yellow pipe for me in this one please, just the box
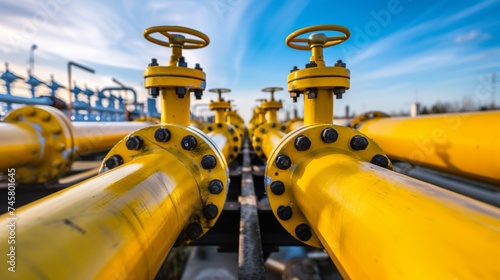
[303,89,333,125]
[72,122,151,155]
[293,153,500,279]
[266,109,278,124]
[215,110,225,123]
[208,131,229,159]
[161,88,190,126]
[0,122,41,170]
[262,129,286,158]
[0,152,200,279]
[357,111,500,185]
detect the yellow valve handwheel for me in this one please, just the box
[144,26,210,49]
[286,24,350,50]
[208,88,231,94]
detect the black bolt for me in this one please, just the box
[281,125,287,131]
[290,66,299,73]
[294,135,311,151]
[255,146,262,151]
[306,88,318,99]
[371,154,389,168]
[271,123,276,128]
[105,155,123,170]
[203,204,219,220]
[335,59,346,68]
[295,224,312,241]
[201,155,217,169]
[233,136,239,142]
[233,146,239,152]
[305,61,318,68]
[255,137,261,142]
[260,128,265,133]
[181,135,198,150]
[149,58,159,66]
[208,180,223,194]
[207,126,213,131]
[217,123,223,128]
[277,205,293,220]
[229,154,235,159]
[276,154,292,170]
[154,128,171,142]
[194,89,203,100]
[195,63,203,71]
[228,127,234,133]
[186,222,202,240]
[126,136,144,150]
[149,87,159,98]
[270,181,285,195]
[178,56,188,67]
[235,124,239,129]
[350,135,369,151]
[176,87,187,98]
[321,128,339,143]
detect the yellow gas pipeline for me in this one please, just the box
[251,88,287,159]
[0,105,149,183]
[355,111,500,185]
[0,25,229,280]
[265,24,500,279]
[204,88,242,162]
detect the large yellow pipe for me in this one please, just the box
[72,122,151,156]
[208,131,229,159]
[0,123,41,170]
[357,111,500,185]
[0,152,199,279]
[262,129,286,158]
[293,153,500,279]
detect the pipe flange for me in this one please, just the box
[99,124,228,244]
[4,106,74,183]
[348,111,390,129]
[251,123,287,160]
[265,124,392,247]
[205,122,242,162]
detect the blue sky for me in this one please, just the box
[0,0,499,121]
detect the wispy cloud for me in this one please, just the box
[454,30,491,43]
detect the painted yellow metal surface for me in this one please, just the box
[143,26,208,125]
[0,123,229,279]
[358,111,500,185]
[0,122,40,171]
[0,153,198,279]
[266,123,500,279]
[286,25,350,125]
[0,106,150,183]
[293,153,500,279]
[160,87,191,125]
[285,118,304,132]
[251,123,286,160]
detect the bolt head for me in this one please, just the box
[201,155,217,169]
[295,224,312,241]
[321,128,339,143]
[233,146,239,152]
[350,135,369,151]
[371,154,389,168]
[105,155,123,170]
[126,136,144,151]
[203,204,219,220]
[294,135,311,151]
[276,154,292,170]
[270,181,285,195]
[181,135,198,151]
[154,128,171,142]
[186,222,202,240]
[277,205,292,220]
[208,180,223,194]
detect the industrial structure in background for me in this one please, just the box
[0,24,499,280]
